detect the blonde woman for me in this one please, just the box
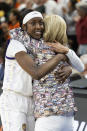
[43,15,82,72]
[34,15,85,131]
[44,15,67,44]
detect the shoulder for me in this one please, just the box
[9,39,23,47]
[6,39,27,57]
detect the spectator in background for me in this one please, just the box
[26,0,34,9]
[0,28,6,48]
[0,10,6,24]
[4,0,15,8]
[62,0,78,52]
[32,0,58,15]
[9,9,20,30]
[1,22,10,40]
[57,0,69,16]
[76,1,87,56]
[15,0,26,8]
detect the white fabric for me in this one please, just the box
[18,4,26,11]
[44,0,58,15]
[23,11,43,24]
[0,91,35,131]
[58,0,69,7]
[57,0,69,16]
[35,115,74,131]
[3,39,33,96]
[66,49,85,72]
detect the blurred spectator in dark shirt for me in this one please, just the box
[76,1,87,56]
[0,28,6,47]
[62,0,78,52]
[1,22,10,40]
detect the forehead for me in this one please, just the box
[27,17,43,23]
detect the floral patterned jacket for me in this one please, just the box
[10,28,77,118]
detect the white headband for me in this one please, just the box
[23,11,43,24]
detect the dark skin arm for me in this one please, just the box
[54,65,72,83]
[15,51,67,80]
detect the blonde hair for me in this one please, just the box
[43,15,68,45]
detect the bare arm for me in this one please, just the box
[15,51,67,80]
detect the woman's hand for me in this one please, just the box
[46,41,69,54]
[54,65,72,83]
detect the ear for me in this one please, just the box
[22,24,26,31]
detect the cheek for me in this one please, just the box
[27,25,33,33]
[27,26,35,36]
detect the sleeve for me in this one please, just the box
[66,49,85,72]
[6,39,27,57]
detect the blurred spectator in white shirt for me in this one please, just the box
[32,0,59,15]
[57,0,69,16]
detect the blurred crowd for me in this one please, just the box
[0,0,87,83]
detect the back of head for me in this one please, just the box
[43,15,67,45]
[76,1,87,14]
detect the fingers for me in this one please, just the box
[54,71,67,80]
[57,72,66,77]
[56,77,66,84]
[59,65,65,70]
[46,42,53,46]
[55,74,67,80]
[54,71,67,83]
